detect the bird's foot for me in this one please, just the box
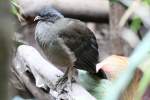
[55,76,75,94]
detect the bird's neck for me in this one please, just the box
[47,15,63,23]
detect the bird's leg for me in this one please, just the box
[55,65,76,93]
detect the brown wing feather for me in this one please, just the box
[58,19,99,73]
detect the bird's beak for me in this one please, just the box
[34,16,42,21]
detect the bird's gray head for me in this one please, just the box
[34,6,64,23]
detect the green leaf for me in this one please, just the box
[10,0,19,16]
[110,0,119,4]
[143,0,150,6]
[130,16,142,33]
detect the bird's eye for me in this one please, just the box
[50,14,56,17]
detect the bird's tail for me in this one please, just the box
[93,69,107,79]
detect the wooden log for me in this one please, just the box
[14,45,96,100]
[12,64,55,100]
[16,0,109,22]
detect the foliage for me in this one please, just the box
[11,0,18,16]
[130,16,142,33]
[143,0,150,6]
[110,0,119,4]
[10,0,25,23]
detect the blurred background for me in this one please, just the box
[0,0,150,100]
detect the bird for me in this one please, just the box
[34,6,107,92]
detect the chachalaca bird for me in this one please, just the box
[34,6,107,92]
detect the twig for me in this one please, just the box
[118,0,141,28]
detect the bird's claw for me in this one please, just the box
[55,76,73,94]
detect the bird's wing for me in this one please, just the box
[58,19,99,73]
